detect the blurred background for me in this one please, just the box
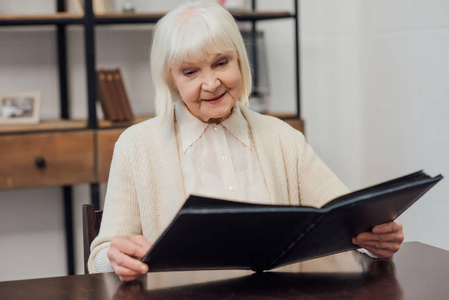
[0,0,448,281]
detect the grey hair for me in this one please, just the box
[150,1,252,119]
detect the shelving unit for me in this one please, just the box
[0,11,292,25]
[0,0,301,275]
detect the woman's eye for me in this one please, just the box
[183,70,196,77]
[216,58,229,67]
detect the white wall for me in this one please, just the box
[300,0,449,251]
[0,0,448,281]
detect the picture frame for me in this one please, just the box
[0,92,41,124]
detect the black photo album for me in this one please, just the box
[141,171,442,272]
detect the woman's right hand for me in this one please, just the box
[107,235,152,281]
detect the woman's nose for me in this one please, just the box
[201,71,220,92]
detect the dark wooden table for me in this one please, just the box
[1,242,448,299]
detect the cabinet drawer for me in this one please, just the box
[0,131,95,189]
[97,129,123,182]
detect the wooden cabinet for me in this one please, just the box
[96,129,123,182]
[0,128,129,189]
[0,131,95,189]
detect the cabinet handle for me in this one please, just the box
[35,157,46,169]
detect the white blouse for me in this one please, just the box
[175,101,271,204]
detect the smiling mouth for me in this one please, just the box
[203,91,226,102]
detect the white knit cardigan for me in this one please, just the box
[88,104,349,273]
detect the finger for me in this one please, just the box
[372,221,402,234]
[127,236,152,258]
[358,245,396,259]
[356,239,401,251]
[111,236,148,259]
[108,247,149,273]
[112,264,146,278]
[110,259,147,282]
[355,231,404,244]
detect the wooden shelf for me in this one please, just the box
[0,119,87,134]
[231,10,295,21]
[97,114,153,129]
[0,116,150,134]
[0,13,83,26]
[0,112,302,135]
[95,11,293,24]
[268,113,304,133]
[0,11,294,27]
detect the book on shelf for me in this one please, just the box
[112,69,134,121]
[96,69,114,120]
[141,170,443,272]
[105,69,126,121]
[93,0,112,14]
[96,69,133,122]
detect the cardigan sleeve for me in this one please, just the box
[240,105,349,208]
[87,134,143,273]
[295,130,350,208]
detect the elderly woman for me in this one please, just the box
[88,1,404,281]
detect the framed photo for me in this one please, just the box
[0,92,41,124]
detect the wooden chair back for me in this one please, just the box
[82,204,103,274]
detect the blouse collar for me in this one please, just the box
[174,101,251,153]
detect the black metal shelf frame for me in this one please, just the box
[0,13,294,26]
[57,0,75,278]
[0,17,83,26]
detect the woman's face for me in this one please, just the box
[170,51,242,123]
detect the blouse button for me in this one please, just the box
[214,126,218,131]
[229,186,236,191]
[222,156,228,161]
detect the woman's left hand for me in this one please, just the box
[352,221,404,259]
